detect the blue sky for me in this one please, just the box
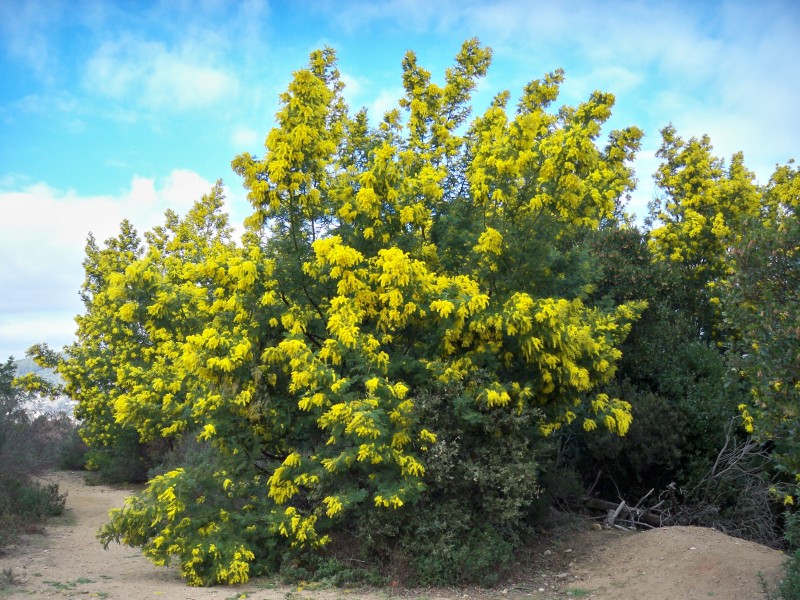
[1,0,799,361]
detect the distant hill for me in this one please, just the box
[13,356,63,385]
[13,356,75,415]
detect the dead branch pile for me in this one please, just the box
[582,420,781,547]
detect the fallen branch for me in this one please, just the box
[605,500,627,528]
[583,497,665,528]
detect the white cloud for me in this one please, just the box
[231,126,262,151]
[563,66,643,100]
[462,1,798,187]
[339,70,403,122]
[83,37,238,111]
[0,170,218,358]
[159,169,213,212]
[320,0,464,34]
[366,88,404,123]
[340,72,365,103]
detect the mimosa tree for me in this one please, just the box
[55,40,644,585]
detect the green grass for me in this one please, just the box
[44,577,95,590]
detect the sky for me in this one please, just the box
[1,0,799,361]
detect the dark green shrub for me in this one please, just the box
[332,380,546,586]
[58,427,89,470]
[571,227,749,503]
[146,435,217,480]
[404,526,519,586]
[0,477,66,519]
[15,481,66,518]
[0,357,70,550]
[764,509,800,600]
[0,513,21,550]
[84,427,156,484]
[778,511,800,599]
[572,383,688,498]
[279,555,385,587]
[775,550,800,600]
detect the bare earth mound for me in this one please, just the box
[561,526,785,599]
[0,471,787,599]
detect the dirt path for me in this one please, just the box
[0,471,789,599]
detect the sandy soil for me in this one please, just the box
[0,471,788,599]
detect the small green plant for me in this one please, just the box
[762,550,800,600]
[43,577,94,591]
[44,580,73,590]
[762,506,800,600]
[566,589,591,597]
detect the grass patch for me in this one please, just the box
[47,509,78,527]
[0,567,23,590]
[44,577,95,590]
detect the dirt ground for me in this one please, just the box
[0,471,788,599]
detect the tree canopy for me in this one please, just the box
[29,39,799,587]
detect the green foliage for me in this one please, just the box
[1,567,23,590]
[562,226,747,500]
[402,519,516,586]
[58,427,88,470]
[721,162,800,477]
[343,379,546,585]
[0,357,70,550]
[719,162,800,589]
[764,505,800,600]
[2,479,66,519]
[83,429,155,484]
[773,551,800,600]
[648,126,760,340]
[578,147,798,554]
[99,458,273,586]
[279,555,385,587]
[780,517,800,599]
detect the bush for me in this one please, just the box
[332,380,546,586]
[58,427,89,470]
[1,479,66,519]
[0,473,68,550]
[764,509,800,600]
[84,427,163,484]
[403,517,516,586]
[773,549,800,600]
[568,227,750,507]
[0,357,71,550]
[279,555,385,587]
